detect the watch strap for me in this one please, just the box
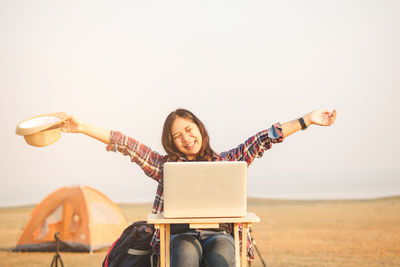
[299,117,307,130]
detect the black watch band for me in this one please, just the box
[299,117,307,130]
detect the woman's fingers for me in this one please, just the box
[328,110,336,125]
[321,109,336,126]
[60,120,70,132]
[331,110,336,123]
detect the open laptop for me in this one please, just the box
[163,161,247,218]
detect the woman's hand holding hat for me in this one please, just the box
[61,116,84,133]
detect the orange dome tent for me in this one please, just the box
[14,186,128,252]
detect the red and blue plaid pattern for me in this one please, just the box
[106,123,284,261]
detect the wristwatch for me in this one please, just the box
[299,117,308,130]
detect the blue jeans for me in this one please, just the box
[170,230,236,267]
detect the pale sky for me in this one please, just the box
[1,0,399,207]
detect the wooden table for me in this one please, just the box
[147,212,260,267]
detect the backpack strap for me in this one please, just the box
[127,248,153,255]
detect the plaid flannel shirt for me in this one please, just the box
[106,123,284,261]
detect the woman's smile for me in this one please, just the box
[183,140,197,150]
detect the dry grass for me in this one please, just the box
[1,197,399,266]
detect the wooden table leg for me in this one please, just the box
[166,224,170,267]
[159,224,165,267]
[234,223,240,267]
[241,223,248,267]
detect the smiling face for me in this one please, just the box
[171,116,203,160]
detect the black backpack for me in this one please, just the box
[103,221,155,267]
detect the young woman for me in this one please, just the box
[61,108,336,267]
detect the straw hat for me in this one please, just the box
[16,112,70,147]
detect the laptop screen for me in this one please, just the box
[163,161,247,218]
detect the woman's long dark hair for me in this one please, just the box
[162,109,216,161]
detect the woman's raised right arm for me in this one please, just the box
[61,115,165,182]
[61,116,111,144]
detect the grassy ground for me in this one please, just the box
[1,197,399,266]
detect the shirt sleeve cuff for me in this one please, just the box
[268,123,284,143]
[106,130,123,152]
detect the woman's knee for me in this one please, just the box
[170,233,202,267]
[203,234,235,267]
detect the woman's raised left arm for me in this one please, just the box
[281,109,337,138]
